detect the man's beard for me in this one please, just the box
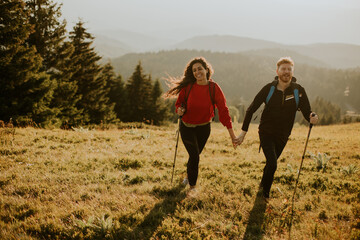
[279,74,292,82]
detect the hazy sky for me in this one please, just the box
[58,0,360,45]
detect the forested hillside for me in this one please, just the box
[112,50,360,112]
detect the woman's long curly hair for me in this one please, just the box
[165,57,214,97]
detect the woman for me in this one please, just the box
[166,57,237,191]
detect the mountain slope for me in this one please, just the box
[291,43,360,69]
[170,35,284,52]
[242,48,330,68]
[94,29,175,52]
[92,32,360,68]
[93,34,134,59]
[111,50,360,112]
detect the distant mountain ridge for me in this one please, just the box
[93,34,133,59]
[94,29,176,52]
[170,35,360,69]
[92,30,360,69]
[169,35,284,52]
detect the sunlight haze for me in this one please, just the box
[58,0,360,45]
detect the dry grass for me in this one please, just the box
[0,122,359,239]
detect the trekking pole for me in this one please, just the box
[289,113,315,239]
[171,117,181,184]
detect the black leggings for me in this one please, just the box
[259,134,287,198]
[180,121,211,186]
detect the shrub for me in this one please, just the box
[310,152,331,172]
[114,158,142,171]
[342,165,358,175]
[318,210,328,221]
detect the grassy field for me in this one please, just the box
[0,122,359,240]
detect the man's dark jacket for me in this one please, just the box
[242,77,312,141]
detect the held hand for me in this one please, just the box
[227,128,238,149]
[310,112,318,125]
[235,130,247,146]
[231,136,238,149]
[177,107,185,116]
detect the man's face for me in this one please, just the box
[276,63,293,83]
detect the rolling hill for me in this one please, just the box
[111,50,360,112]
[93,34,134,59]
[93,31,360,68]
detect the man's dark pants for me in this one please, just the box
[259,133,287,198]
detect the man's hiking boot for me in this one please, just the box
[258,186,270,203]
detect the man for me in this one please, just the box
[236,57,318,201]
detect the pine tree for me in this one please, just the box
[151,78,162,105]
[150,79,168,125]
[299,96,342,125]
[125,62,153,122]
[96,62,117,122]
[25,0,82,126]
[25,0,66,70]
[105,63,127,121]
[49,41,83,126]
[69,21,114,124]
[0,0,54,125]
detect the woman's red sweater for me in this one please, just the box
[175,80,233,129]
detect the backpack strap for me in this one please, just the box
[183,82,216,119]
[294,88,299,109]
[265,84,300,109]
[209,81,216,116]
[183,83,193,108]
[265,85,275,104]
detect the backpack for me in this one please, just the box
[266,85,299,109]
[183,81,216,119]
[253,80,300,122]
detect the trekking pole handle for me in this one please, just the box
[310,113,316,128]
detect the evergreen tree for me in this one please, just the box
[151,78,162,105]
[69,21,114,124]
[25,0,82,126]
[166,98,178,123]
[125,62,153,122]
[105,63,127,121]
[25,0,66,70]
[150,79,168,125]
[96,62,117,122]
[49,42,83,126]
[0,0,54,125]
[298,96,341,125]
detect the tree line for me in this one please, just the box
[112,50,360,125]
[0,0,168,127]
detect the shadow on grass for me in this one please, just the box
[127,183,187,239]
[243,188,268,240]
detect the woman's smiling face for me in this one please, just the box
[192,62,208,83]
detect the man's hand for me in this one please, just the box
[234,130,247,146]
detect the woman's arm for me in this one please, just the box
[227,128,237,149]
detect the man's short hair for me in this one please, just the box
[277,57,294,69]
